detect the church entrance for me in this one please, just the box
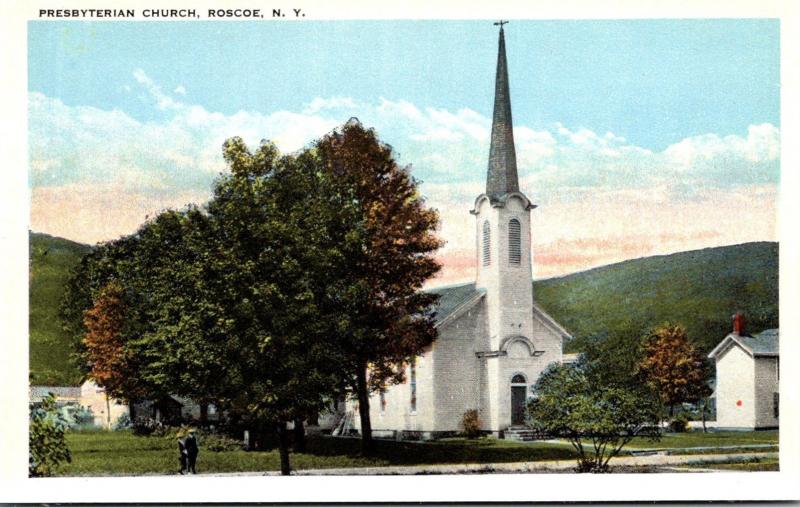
[510,374,528,426]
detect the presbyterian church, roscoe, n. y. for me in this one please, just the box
[350,24,572,439]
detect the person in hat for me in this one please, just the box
[177,431,188,475]
[185,428,199,474]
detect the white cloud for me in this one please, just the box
[29,69,779,280]
[174,85,187,96]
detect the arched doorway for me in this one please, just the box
[510,373,528,426]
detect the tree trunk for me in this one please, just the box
[293,417,306,453]
[701,399,708,433]
[276,420,291,476]
[356,363,373,455]
[200,403,208,424]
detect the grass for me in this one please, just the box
[56,430,578,476]
[623,430,779,450]
[686,456,779,472]
[55,429,780,476]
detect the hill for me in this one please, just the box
[533,242,779,354]
[28,232,778,385]
[29,232,91,385]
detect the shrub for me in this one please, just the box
[528,362,661,473]
[113,413,132,431]
[72,406,96,428]
[203,433,242,452]
[669,412,690,433]
[29,394,72,477]
[131,416,163,436]
[461,409,481,439]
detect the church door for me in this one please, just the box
[511,386,527,425]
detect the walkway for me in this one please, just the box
[197,451,777,476]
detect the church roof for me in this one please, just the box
[428,282,484,327]
[708,328,779,359]
[486,26,520,200]
[427,282,572,341]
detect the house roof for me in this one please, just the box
[708,328,779,360]
[29,386,81,401]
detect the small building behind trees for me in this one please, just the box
[708,315,779,430]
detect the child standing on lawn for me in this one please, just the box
[177,431,188,475]
[185,428,199,474]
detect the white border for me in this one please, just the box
[2,0,799,502]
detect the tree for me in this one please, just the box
[314,121,443,453]
[82,282,138,401]
[639,323,712,418]
[527,362,661,473]
[29,394,72,477]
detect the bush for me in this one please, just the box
[669,412,690,433]
[528,362,661,473]
[72,406,96,428]
[132,416,163,436]
[29,395,72,477]
[113,413,132,431]
[461,409,481,439]
[203,433,242,452]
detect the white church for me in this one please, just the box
[347,26,572,439]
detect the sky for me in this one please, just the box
[28,19,780,284]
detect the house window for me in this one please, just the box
[508,218,521,265]
[482,220,491,266]
[410,358,417,413]
[773,392,779,419]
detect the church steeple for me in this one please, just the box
[486,23,519,198]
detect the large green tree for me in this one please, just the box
[313,121,443,453]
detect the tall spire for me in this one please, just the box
[486,23,519,197]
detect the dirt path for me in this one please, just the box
[190,451,777,476]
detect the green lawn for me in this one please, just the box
[623,430,778,450]
[686,456,779,472]
[55,429,779,476]
[57,430,577,476]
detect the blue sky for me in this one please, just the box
[29,19,779,151]
[28,19,780,281]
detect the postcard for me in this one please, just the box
[1,0,799,502]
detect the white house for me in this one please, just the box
[79,379,130,429]
[347,26,571,439]
[708,315,779,430]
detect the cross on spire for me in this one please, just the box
[494,20,508,28]
[486,19,519,198]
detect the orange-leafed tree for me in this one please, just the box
[315,120,443,454]
[82,282,140,400]
[639,323,711,418]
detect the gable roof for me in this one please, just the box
[427,282,484,328]
[708,328,779,360]
[426,282,572,342]
[29,386,81,402]
[532,302,573,340]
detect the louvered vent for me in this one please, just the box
[509,218,521,265]
[482,220,491,266]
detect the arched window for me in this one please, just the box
[482,221,491,266]
[511,373,527,384]
[509,218,521,265]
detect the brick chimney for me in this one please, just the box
[732,312,746,336]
